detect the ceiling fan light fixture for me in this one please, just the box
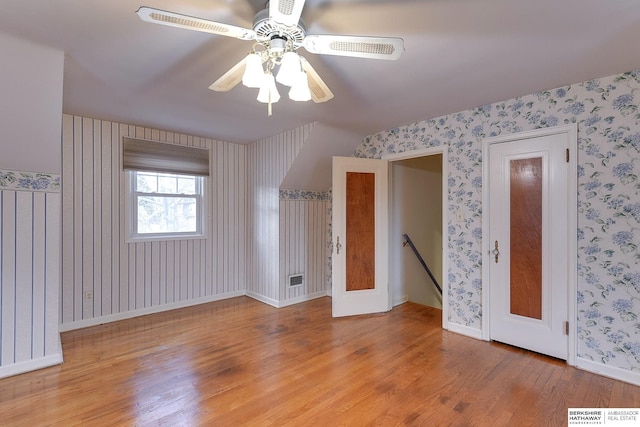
[242,53,265,88]
[138,1,405,112]
[276,51,301,87]
[289,70,311,102]
[257,72,280,104]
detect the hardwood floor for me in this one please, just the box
[1,296,638,426]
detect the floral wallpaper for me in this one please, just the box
[279,189,330,201]
[355,70,640,373]
[0,169,60,192]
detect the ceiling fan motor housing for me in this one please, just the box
[253,7,306,48]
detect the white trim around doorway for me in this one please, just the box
[481,124,578,366]
[383,146,449,331]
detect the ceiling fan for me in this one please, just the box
[136,0,404,113]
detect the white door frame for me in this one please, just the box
[481,124,578,366]
[384,146,449,330]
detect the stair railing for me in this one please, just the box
[402,233,442,295]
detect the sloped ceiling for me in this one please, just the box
[280,123,364,191]
[1,0,640,144]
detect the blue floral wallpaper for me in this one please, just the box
[279,189,330,201]
[0,169,60,192]
[355,70,640,373]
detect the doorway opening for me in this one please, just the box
[385,148,447,328]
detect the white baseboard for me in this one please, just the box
[0,352,63,380]
[447,322,483,340]
[393,295,409,307]
[60,289,331,331]
[245,291,329,308]
[277,291,328,308]
[576,357,640,386]
[59,290,246,332]
[245,291,280,308]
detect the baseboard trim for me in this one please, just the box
[0,352,63,380]
[393,295,409,307]
[447,322,483,340]
[245,291,280,308]
[277,291,328,308]
[60,290,333,331]
[59,290,246,332]
[576,357,640,386]
[245,291,329,308]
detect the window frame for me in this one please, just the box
[125,170,207,243]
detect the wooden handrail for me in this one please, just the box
[402,233,442,295]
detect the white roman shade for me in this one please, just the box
[122,137,210,176]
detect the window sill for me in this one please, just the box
[125,233,207,244]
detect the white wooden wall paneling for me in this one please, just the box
[247,124,324,305]
[32,193,46,358]
[279,199,328,302]
[73,118,83,321]
[101,121,112,317]
[81,117,93,320]
[93,120,102,318]
[1,188,62,374]
[111,122,122,315]
[216,142,224,294]
[306,201,314,298]
[44,193,60,356]
[60,114,330,327]
[1,191,16,364]
[15,191,33,362]
[61,114,74,323]
[308,201,316,297]
[167,240,176,304]
[60,115,248,329]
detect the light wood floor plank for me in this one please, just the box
[0,296,638,426]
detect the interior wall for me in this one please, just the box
[0,32,64,378]
[0,31,63,174]
[60,115,248,330]
[356,69,640,383]
[0,179,62,379]
[279,193,329,305]
[391,156,443,308]
[246,125,313,304]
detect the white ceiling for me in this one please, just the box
[1,0,639,144]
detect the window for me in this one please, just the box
[128,171,205,240]
[122,137,209,242]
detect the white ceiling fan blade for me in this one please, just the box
[299,57,334,103]
[303,35,404,60]
[269,0,306,27]
[136,7,256,40]
[209,57,248,92]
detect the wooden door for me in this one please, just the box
[332,156,389,317]
[486,127,574,360]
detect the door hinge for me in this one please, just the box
[564,321,569,335]
[566,148,570,163]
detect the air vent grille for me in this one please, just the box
[329,41,395,55]
[289,274,304,288]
